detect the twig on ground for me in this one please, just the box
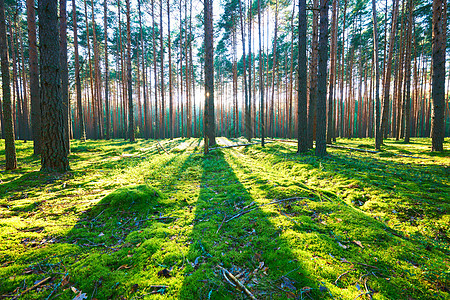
[13,277,51,299]
[218,265,257,300]
[156,141,169,154]
[216,214,227,234]
[225,197,308,223]
[334,269,356,286]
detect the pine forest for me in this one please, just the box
[0,0,449,298]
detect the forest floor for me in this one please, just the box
[0,137,449,300]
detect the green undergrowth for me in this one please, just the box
[0,137,448,299]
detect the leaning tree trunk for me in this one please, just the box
[38,0,69,171]
[126,0,134,142]
[315,0,328,157]
[297,0,307,152]
[431,0,447,151]
[26,0,40,154]
[0,0,17,170]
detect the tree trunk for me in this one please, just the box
[126,0,134,142]
[39,0,69,171]
[160,0,165,138]
[258,0,265,146]
[403,0,413,143]
[204,0,215,148]
[26,0,40,152]
[168,0,174,140]
[72,0,85,140]
[105,0,111,139]
[151,0,158,138]
[0,0,17,169]
[372,0,381,149]
[315,0,328,157]
[326,0,338,143]
[431,0,446,151]
[380,0,399,141]
[308,0,319,148]
[297,0,307,152]
[60,0,70,154]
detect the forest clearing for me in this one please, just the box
[0,137,449,299]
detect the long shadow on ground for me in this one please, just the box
[179,150,321,299]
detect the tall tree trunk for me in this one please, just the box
[60,0,70,154]
[39,0,69,171]
[126,0,134,142]
[247,0,253,140]
[339,0,348,138]
[431,0,446,151]
[168,0,174,140]
[160,0,165,138]
[297,0,307,152]
[91,0,103,138]
[72,0,85,140]
[380,0,399,141]
[308,0,319,147]
[326,0,338,143]
[26,0,40,153]
[403,0,413,143]
[0,0,17,169]
[151,0,158,138]
[204,0,215,150]
[258,0,264,146]
[84,0,97,139]
[238,0,250,141]
[372,0,381,149]
[315,0,328,157]
[104,0,111,139]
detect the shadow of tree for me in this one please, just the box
[179,150,321,299]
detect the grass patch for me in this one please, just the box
[0,137,448,299]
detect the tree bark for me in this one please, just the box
[39,0,69,171]
[431,0,446,151]
[204,0,215,149]
[308,0,319,148]
[326,0,338,144]
[0,0,17,170]
[126,0,134,142]
[60,0,70,154]
[105,0,111,139]
[315,0,328,157]
[297,0,307,152]
[372,0,381,149]
[72,0,85,140]
[380,0,399,142]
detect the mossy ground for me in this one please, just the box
[0,137,448,299]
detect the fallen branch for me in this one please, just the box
[334,269,356,286]
[13,277,51,299]
[216,214,227,234]
[156,141,169,154]
[225,197,308,223]
[218,266,257,300]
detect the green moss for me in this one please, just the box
[0,138,448,299]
